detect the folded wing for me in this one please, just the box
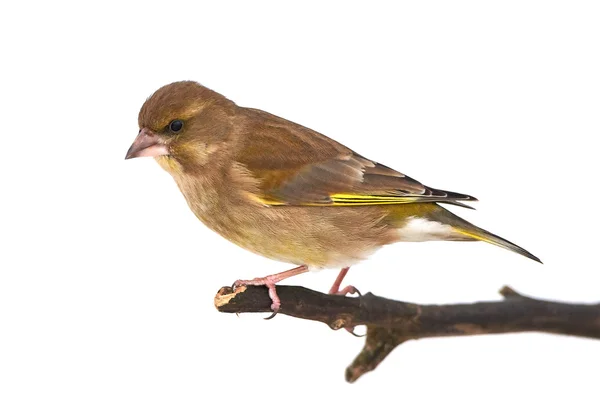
[236,108,477,208]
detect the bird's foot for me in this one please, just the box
[329,285,362,297]
[332,285,363,336]
[328,267,363,336]
[233,276,282,318]
[232,265,309,320]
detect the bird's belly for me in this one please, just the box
[198,204,397,270]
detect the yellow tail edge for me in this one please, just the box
[453,227,542,264]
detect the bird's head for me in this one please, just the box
[125,81,235,174]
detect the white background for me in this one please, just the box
[1,1,599,399]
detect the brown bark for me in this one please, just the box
[214,285,600,382]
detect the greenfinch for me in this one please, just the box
[126,81,540,315]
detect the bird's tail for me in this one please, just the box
[436,207,542,263]
[452,225,542,263]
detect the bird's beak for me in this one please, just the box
[125,128,170,160]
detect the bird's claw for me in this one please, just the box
[346,326,365,337]
[231,279,246,291]
[264,309,278,320]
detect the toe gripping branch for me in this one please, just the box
[214,285,600,383]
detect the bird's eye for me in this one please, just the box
[169,120,184,133]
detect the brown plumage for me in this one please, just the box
[126,81,540,315]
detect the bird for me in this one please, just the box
[126,81,540,317]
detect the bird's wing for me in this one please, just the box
[236,109,477,208]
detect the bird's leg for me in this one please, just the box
[328,267,360,296]
[233,265,309,318]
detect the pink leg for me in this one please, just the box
[329,267,360,296]
[233,265,309,317]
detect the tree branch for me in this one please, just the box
[214,285,600,382]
